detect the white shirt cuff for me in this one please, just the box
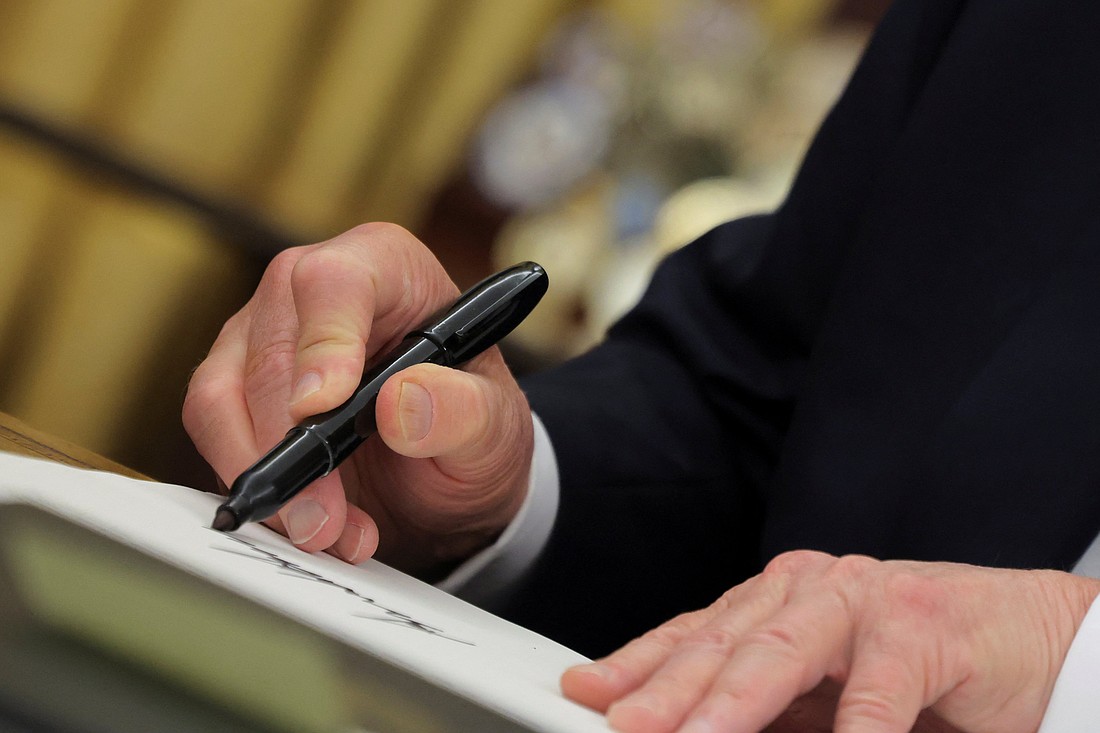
[435,412,560,607]
[1071,529,1100,579]
[1037,592,1100,732]
[1038,549,1100,731]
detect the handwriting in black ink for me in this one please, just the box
[210,531,473,646]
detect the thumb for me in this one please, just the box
[375,361,532,470]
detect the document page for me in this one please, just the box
[0,451,610,732]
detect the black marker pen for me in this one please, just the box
[211,261,548,532]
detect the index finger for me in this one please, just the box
[287,223,459,419]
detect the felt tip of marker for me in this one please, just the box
[211,507,241,532]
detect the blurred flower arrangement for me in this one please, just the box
[468,0,871,360]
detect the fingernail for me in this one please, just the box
[609,691,664,723]
[572,662,614,681]
[291,371,324,405]
[398,381,432,442]
[335,524,366,562]
[285,499,329,545]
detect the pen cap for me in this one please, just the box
[412,262,548,365]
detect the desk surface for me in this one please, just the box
[0,411,145,479]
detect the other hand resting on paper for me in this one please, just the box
[562,550,1100,733]
[183,223,535,576]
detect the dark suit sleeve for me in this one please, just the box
[497,0,970,657]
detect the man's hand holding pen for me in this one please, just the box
[184,222,539,575]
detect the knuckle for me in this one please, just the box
[349,220,412,243]
[297,326,362,356]
[266,245,307,283]
[823,553,878,585]
[637,618,692,652]
[764,549,831,578]
[346,223,442,282]
[180,392,204,438]
[184,362,221,407]
[666,606,711,636]
[707,688,754,715]
[712,586,740,611]
[290,245,358,291]
[182,367,233,437]
[743,623,805,663]
[683,626,740,656]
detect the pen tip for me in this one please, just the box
[211,507,240,532]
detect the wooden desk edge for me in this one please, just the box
[0,412,149,480]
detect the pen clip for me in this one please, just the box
[412,262,548,366]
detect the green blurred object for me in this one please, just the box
[0,505,534,733]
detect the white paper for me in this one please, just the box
[0,451,610,732]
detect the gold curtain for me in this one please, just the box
[0,0,572,479]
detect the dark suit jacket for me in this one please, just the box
[504,0,1100,658]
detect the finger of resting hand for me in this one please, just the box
[563,575,772,715]
[834,647,924,733]
[672,587,851,733]
[603,575,801,732]
[563,608,718,717]
[762,679,844,733]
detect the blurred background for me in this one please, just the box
[0,0,888,490]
